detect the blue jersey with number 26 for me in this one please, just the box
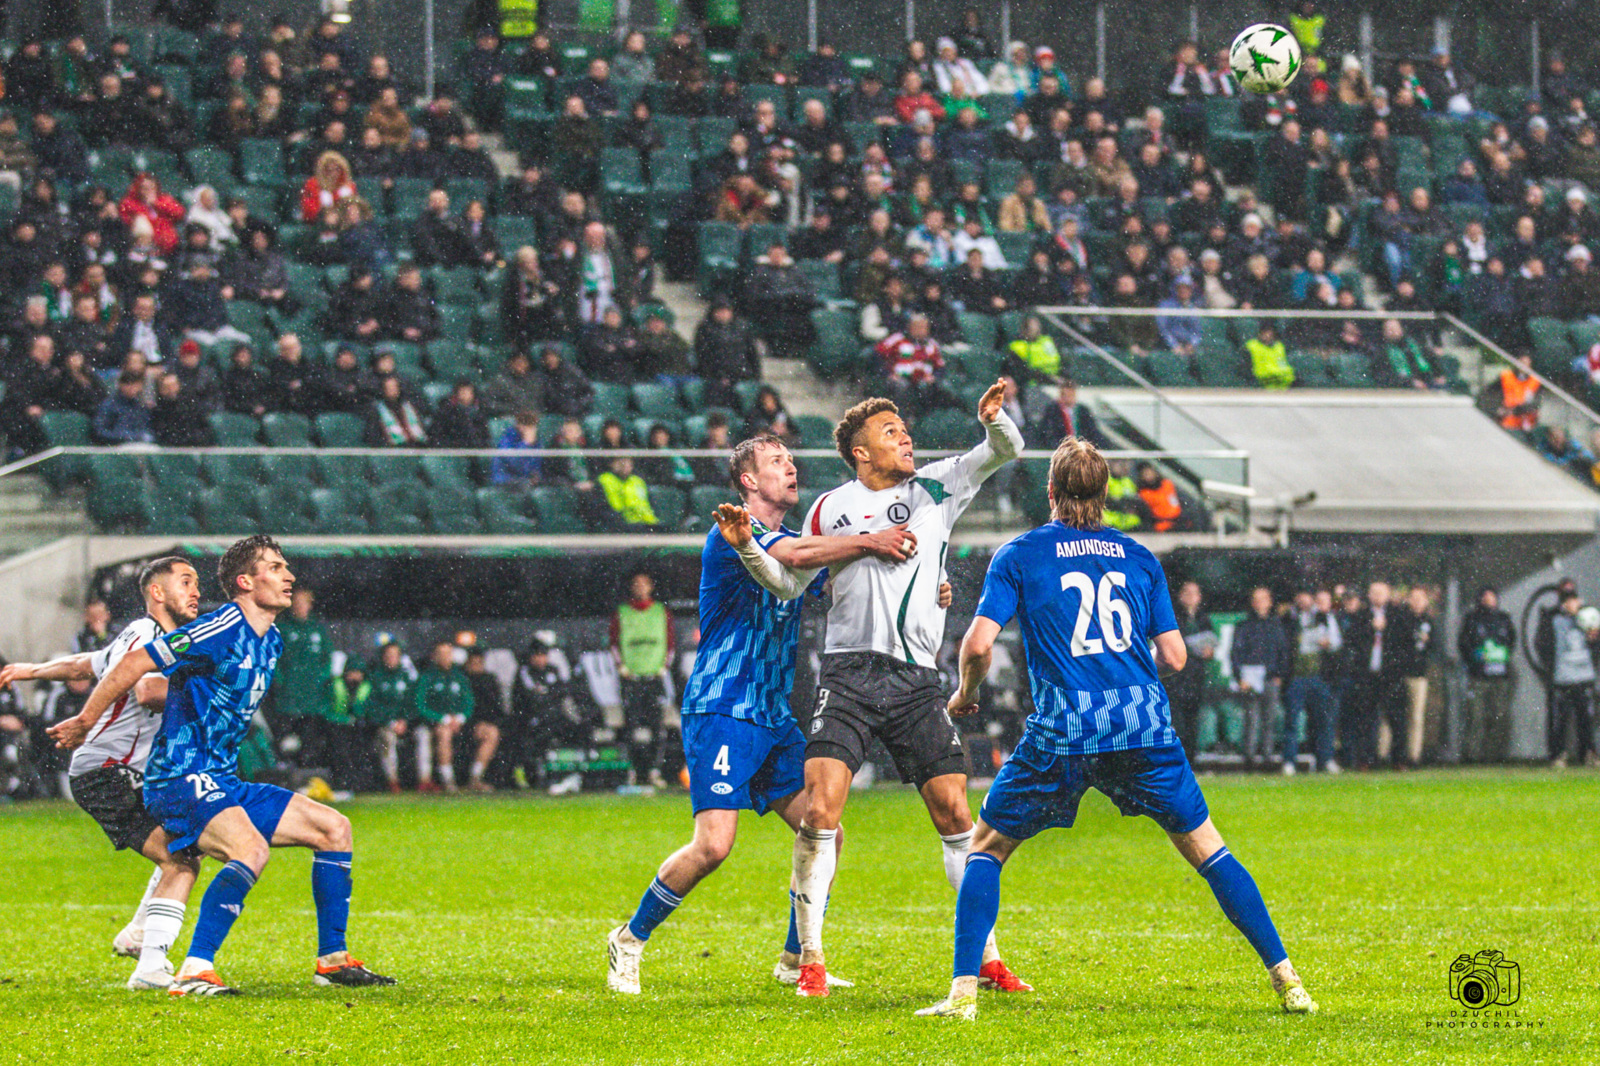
[142,603,283,788]
[976,521,1179,755]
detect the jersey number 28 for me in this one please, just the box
[1061,571,1134,656]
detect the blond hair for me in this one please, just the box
[1048,436,1110,529]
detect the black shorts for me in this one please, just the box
[807,652,967,786]
[69,766,162,852]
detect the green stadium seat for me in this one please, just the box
[89,481,148,530]
[184,146,235,190]
[367,453,423,484]
[631,382,682,421]
[1286,351,1335,388]
[257,453,318,484]
[914,409,980,450]
[590,382,632,419]
[261,412,313,446]
[314,413,365,447]
[198,484,258,533]
[87,452,143,487]
[1194,353,1250,387]
[475,488,539,534]
[794,414,835,449]
[202,452,261,486]
[207,412,261,446]
[697,221,743,291]
[648,485,688,529]
[147,452,202,483]
[238,138,286,187]
[1145,350,1198,387]
[420,455,476,492]
[424,486,482,533]
[529,486,587,534]
[315,453,367,487]
[254,482,313,526]
[1330,352,1378,387]
[688,485,737,528]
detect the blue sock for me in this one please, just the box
[312,851,353,957]
[1197,847,1288,969]
[953,853,1003,979]
[627,877,683,942]
[188,860,256,963]
[785,890,801,955]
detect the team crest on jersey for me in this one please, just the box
[168,633,192,654]
[887,502,911,523]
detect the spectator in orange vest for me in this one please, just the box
[1492,352,1540,433]
[1135,461,1185,532]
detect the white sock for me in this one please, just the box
[130,866,162,931]
[470,760,486,782]
[792,823,838,963]
[180,954,211,976]
[139,899,185,971]
[416,728,433,781]
[439,762,456,786]
[940,830,1001,965]
[380,731,399,783]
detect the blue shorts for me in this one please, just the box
[682,713,806,817]
[980,741,1209,841]
[144,772,295,853]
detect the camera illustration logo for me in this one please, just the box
[1448,948,1520,1008]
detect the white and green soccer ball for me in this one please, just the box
[1230,23,1303,94]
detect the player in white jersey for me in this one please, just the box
[0,556,202,990]
[733,381,1030,997]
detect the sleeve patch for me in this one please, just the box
[149,638,175,667]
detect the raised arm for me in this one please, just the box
[766,527,917,570]
[46,645,157,749]
[0,652,96,687]
[948,616,1003,718]
[715,504,814,601]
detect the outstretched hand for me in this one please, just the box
[977,379,1007,423]
[0,663,28,689]
[713,503,754,549]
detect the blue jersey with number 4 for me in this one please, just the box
[976,522,1179,755]
[142,603,283,788]
[680,523,827,730]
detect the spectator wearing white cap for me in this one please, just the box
[1560,244,1600,321]
[932,36,988,96]
[988,41,1035,98]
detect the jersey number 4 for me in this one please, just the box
[1061,571,1134,656]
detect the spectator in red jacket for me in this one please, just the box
[118,173,185,254]
[301,150,358,223]
[877,313,948,413]
[894,70,946,126]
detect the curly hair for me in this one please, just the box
[833,397,899,469]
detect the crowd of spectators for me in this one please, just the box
[1160,576,1576,774]
[2,11,1600,532]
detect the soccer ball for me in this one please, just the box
[1230,23,1302,94]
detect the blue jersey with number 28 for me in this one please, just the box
[142,603,283,788]
[976,521,1179,755]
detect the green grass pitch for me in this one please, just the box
[2,770,1596,1064]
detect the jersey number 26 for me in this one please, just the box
[1061,571,1134,656]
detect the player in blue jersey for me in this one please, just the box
[606,433,936,994]
[51,535,395,997]
[916,439,1318,1020]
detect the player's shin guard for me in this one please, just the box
[792,823,837,961]
[1197,846,1289,970]
[953,853,1002,979]
[626,877,683,942]
[187,860,257,965]
[312,852,353,957]
[941,830,1001,964]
